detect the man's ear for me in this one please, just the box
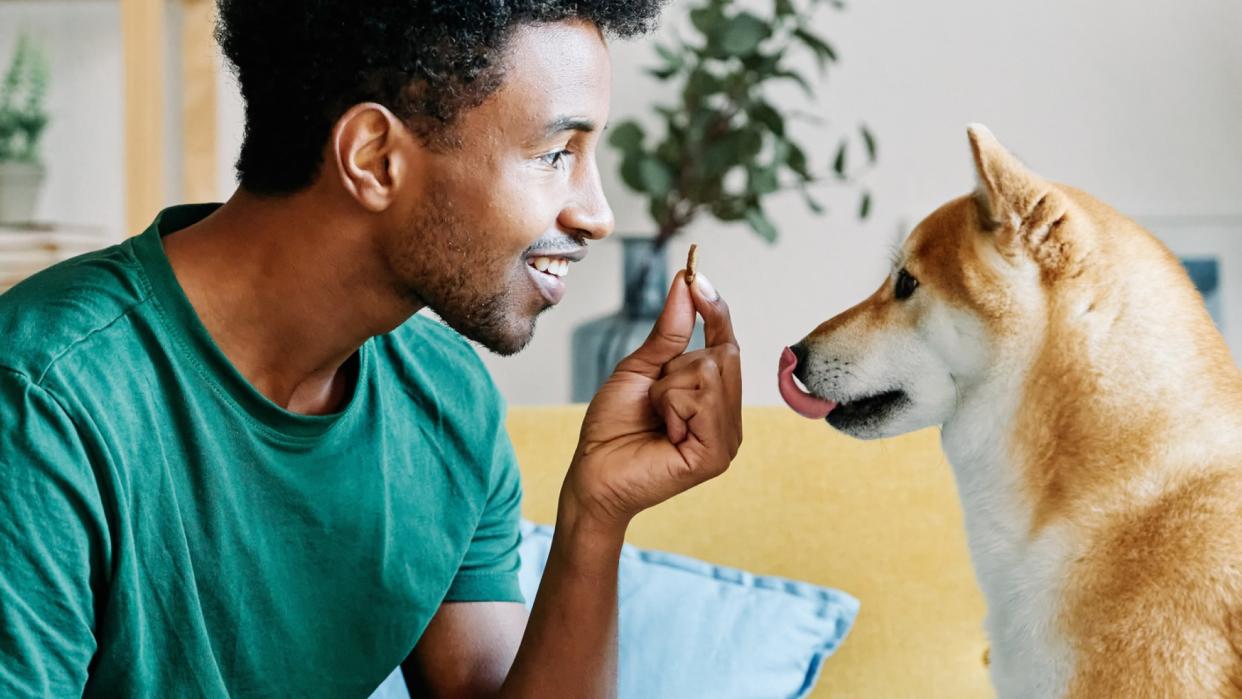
[967,124,1068,259]
[330,103,414,212]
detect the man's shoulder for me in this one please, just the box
[0,240,150,381]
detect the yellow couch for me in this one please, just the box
[508,406,994,699]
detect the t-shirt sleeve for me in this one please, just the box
[443,409,525,605]
[0,369,105,697]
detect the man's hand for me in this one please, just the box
[433,270,741,699]
[564,270,743,528]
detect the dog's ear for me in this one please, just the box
[967,124,1070,265]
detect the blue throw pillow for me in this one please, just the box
[370,520,858,699]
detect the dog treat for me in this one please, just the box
[685,244,699,285]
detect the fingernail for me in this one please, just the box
[695,273,719,301]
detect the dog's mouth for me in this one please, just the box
[826,389,910,431]
[779,347,911,430]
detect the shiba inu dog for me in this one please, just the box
[778,125,1242,697]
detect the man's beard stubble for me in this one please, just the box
[392,187,543,356]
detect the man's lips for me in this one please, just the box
[778,347,838,420]
[524,247,587,306]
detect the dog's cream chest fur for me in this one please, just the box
[942,389,1074,699]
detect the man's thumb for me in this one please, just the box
[616,272,696,379]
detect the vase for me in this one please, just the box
[571,236,706,403]
[0,160,46,225]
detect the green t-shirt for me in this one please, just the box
[0,205,524,697]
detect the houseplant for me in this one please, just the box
[571,0,877,401]
[0,33,51,225]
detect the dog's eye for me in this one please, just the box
[895,268,919,300]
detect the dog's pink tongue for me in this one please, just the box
[778,347,837,420]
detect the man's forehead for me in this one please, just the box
[498,22,611,119]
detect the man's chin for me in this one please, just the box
[456,314,539,357]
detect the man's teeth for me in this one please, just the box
[530,257,570,278]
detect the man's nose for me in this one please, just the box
[560,163,615,241]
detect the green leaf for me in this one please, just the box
[711,197,749,222]
[747,166,780,195]
[742,50,784,77]
[655,105,681,121]
[608,121,645,152]
[748,101,785,138]
[774,69,814,98]
[648,43,684,81]
[720,12,771,56]
[794,28,838,71]
[770,138,791,167]
[646,65,680,80]
[649,198,672,229]
[786,140,810,179]
[832,140,848,179]
[745,208,779,242]
[656,132,684,164]
[702,142,739,179]
[859,191,872,219]
[701,150,735,180]
[639,158,676,198]
[656,43,681,66]
[774,0,796,16]
[702,128,764,178]
[860,124,878,163]
[687,69,725,99]
[737,128,765,161]
[687,109,716,143]
[690,7,725,36]
[803,187,826,215]
[620,155,646,192]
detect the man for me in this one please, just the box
[0,2,743,697]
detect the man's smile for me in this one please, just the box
[524,247,587,306]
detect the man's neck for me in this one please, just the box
[162,188,423,415]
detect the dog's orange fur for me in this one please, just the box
[807,127,1242,696]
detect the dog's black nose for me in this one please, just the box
[789,342,808,368]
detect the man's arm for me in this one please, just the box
[401,602,526,697]
[405,272,741,698]
[0,369,103,697]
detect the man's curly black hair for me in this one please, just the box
[216,1,667,195]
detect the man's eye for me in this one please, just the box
[539,150,572,169]
[895,268,920,300]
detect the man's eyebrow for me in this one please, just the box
[541,116,599,139]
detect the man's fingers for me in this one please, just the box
[616,271,696,380]
[650,358,722,443]
[651,386,703,447]
[659,347,732,379]
[658,339,741,420]
[660,393,692,445]
[688,272,738,350]
[651,357,720,395]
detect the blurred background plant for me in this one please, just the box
[607,0,877,249]
[0,32,51,225]
[0,33,50,164]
